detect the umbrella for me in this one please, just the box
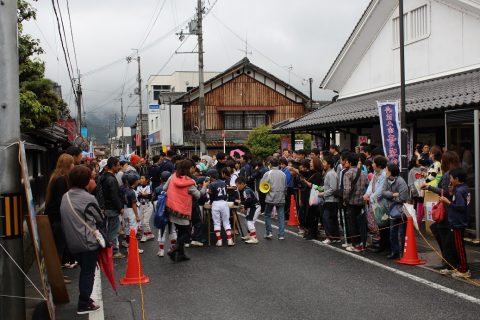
[97,247,117,294]
[230,149,245,157]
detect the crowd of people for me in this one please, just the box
[44,143,473,314]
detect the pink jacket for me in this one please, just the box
[166,175,195,219]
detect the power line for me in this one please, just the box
[211,12,307,82]
[65,0,80,76]
[51,0,77,101]
[138,0,167,50]
[55,0,76,79]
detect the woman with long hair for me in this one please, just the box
[164,159,205,262]
[45,153,75,268]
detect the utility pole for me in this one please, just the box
[76,79,82,135]
[0,1,26,319]
[127,51,143,157]
[197,0,207,155]
[399,0,408,177]
[169,96,172,147]
[309,78,313,109]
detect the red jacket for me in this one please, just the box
[166,175,195,219]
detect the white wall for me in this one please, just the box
[340,0,480,98]
[147,104,183,146]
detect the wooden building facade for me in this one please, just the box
[175,58,309,151]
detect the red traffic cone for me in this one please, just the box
[398,215,426,266]
[120,229,150,285]
[287,195,299,226]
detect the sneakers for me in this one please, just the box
[451,270,472,278]
[278,236,285,240]
[157,249,164,257]
[190,241,204,247]
[341,243,350,248]
[216,240,223,247]
[321,239,332,245]
[121,240,129,248]
[264,233,273,240]
[184,243,190,248]
[241,236,251,241]
[245,238,259,244]
[113,252,125,259]
[227,239,235,246]
[77,303,101,315]
[439,268,453,275]
[140,234,155,242]
[346,245,365,252]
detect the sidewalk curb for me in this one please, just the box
[89,268,104,320]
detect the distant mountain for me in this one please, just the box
[85,113,136,144]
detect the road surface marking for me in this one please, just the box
[247,214,480,306]
[90,268,104,320]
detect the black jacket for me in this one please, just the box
[101,172,123,211]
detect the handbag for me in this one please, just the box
[373,201,389,227]
[309,187,319,206]
[431,189,445,223]
[67,192,107,248]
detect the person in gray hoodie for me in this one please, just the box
[261,157,287,239]
[61,165,103,315]
[319,155,340,244]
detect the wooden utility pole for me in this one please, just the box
[0,1,26,318]
[76,80,82,135]
[197,0,207,155]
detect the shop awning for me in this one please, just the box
[273,67,480,133]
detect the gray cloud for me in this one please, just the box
[24,0,370,127]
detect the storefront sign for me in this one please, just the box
[295,139,304,151]
[378,101,401,167]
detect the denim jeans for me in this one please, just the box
[265,204,285,237]
[389,217,406,255]
[76,250,99,309]
[106,213,120,253]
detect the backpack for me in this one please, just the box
[95,174,106,210]
[153,191,168,229]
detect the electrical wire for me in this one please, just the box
[138,0,168,50]
[51,0,77,101]
[65,0,80,76]
[210,12,307,82]
[55,0,76,79]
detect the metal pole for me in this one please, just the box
[137,54,143,157]
[474,110,480,241]
[197,0,207,155]
[399,0,408,176]
[121,97,125,156]
[169,96,172,147]
[309,78,313,109]
[76,80,82,135]
[0,1,26,318]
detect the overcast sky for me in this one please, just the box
[24,0,371,124]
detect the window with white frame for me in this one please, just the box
[392,4,429,47]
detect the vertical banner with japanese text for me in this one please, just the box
[378,101,401,167]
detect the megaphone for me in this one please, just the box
[259,181,270,193]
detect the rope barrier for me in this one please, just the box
[416,229,480,286]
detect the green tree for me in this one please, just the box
[17,0,69,131]
[245,125,281,158]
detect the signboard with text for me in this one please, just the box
[378,101,401,167]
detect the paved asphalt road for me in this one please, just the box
[102,217,480,320]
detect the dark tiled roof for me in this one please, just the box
[275,68,480,132]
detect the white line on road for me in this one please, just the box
[89,268,105,320]
[247,214,480,306]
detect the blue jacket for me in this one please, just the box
[447,183,470,229]
[281,166,294,188]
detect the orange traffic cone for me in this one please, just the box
[287,195,299,226]
[120,229,150,285]
[398,215,426,266]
